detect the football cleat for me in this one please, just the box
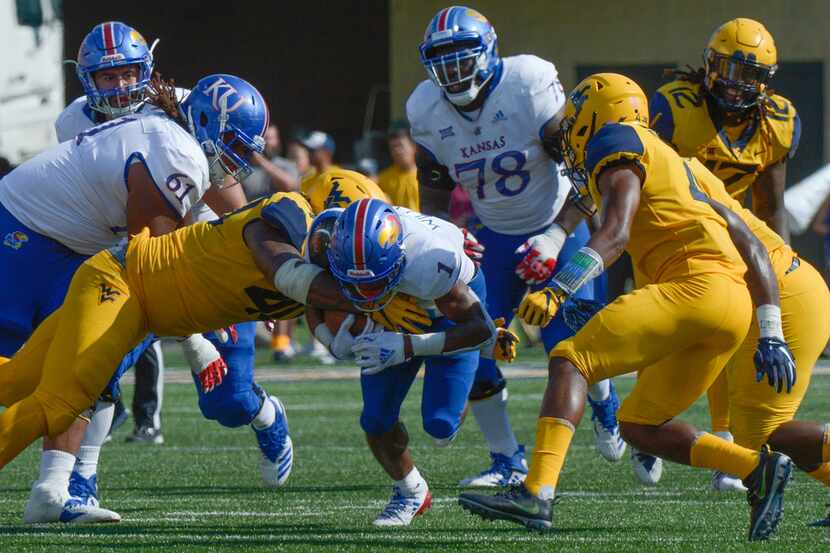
[712,470,748,492]
[586,383,626,462]
[459,445,528,487]
[68,472,100,507]
[459,484,553,531]
[372,485,432,527]
[631,448,663,486]
[254,395,293,487]
[24,483,120,524]
[125,425,164,445]
[743,446,794,541]
[808,503,830,527]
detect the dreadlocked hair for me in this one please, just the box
[147,72,185,125]
[664,64,706,84]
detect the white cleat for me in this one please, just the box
[593,418,627,462]
[24,483,121,524]
[712,470,747,492]
[459,446,528,488]
[372,485,432,527]
[631,448,663,486]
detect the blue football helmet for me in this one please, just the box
[180,74,268,186]
[308,207,344,268]
[75,21,157,118]
[327,199,406,312]
[419,6,500,106]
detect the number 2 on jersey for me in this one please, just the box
[454,150,530,199]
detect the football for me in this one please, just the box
[323,310,370,336]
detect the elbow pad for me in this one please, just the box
[273,258,324,304]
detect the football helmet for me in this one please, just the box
[74,21,157,118]
[327,199,406,311]
[558,73,648,214]
[704,18,778,112]
[180,74,268,186]
[308,207,344,268]
[419,6,500,106]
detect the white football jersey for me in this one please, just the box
[54,88,192,143]
[395,207,475,303]
[407,55,570,235]
[0,113,210,255]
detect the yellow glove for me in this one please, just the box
[492,317,519,363]
[517,287,564,327]
[371,293,431,334]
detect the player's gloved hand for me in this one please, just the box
[352,331,408,375]
[754,337,796,394]
[514,225,567,285]
[371,293,431,334]
[461,228,484,266]
[517,286,566,327]
[215,324,238,344]
[491,317,519,363]
[329,314,376,360]
[263,320,276,334]
[179,334,228,393]
[562,298,606,333]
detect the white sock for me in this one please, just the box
[714,430,734,442]
[587,379,611,402]
[395,466,426,496]
[251,395,276,430]
[470,388,519,456]
[72,401,114,478]
[75,447,100,479]
[36,450,75,488]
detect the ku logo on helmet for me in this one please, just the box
[203,77,249,113]
[377,215,401,248]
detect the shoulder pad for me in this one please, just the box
[649,90,675,144]
[586,123,646,179]
[406,80,442,125]
[763,94,800,160]
[504,55,559,95]
[261,195,312,251]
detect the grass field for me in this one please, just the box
[1,366,828,552]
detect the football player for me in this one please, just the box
[459,73,796,541]
[408,6,623,487]
[315,198,515,526]
[0,49,262,522]
[0,193,428,475]
[646,17,801,491]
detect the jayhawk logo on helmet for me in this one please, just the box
[3,231,29,250]
[377,214,402,248]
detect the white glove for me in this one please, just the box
[352,331,408,375]
[514,224,567,285]
[330,314,375,360]
[178,334,227,393]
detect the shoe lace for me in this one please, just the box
[380,487,416,518]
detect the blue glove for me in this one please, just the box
[561,298,606,333]
[754,337,796,394]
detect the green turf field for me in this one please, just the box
[1,370,828,552]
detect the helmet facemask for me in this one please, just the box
[423,40,493,106]
[559,116,595,216]
[704,49,776,112]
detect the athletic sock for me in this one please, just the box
[395,466,426,496]
[470,388,519,456]
[525,417,575,500]
[689,432,759,479]
[713,430,734,442]
[251,395,276,430]
[74,446,100,480]
[37,449,75,488]
[822,423,830,463]
[807,463,830,487]
[587,379,610,402]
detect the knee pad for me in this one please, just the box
[469,373,506,401]
[198,389,262,428]
[423,412,459,442]
[360,409,400,436]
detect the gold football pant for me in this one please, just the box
[0,251,146,469]
[552,273,751,425]
[727,255,830,451]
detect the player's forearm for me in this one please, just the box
[404,317,492,357]
[253,154,299,192]
[554,200,588,234]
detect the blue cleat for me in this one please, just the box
[68,472,100,507]
[459,445,528,487]
[253,395,293,487]
[809,503,830,527]
[587,381,626,462]
[744,446,793,541]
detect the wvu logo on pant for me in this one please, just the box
[3,231,28,250]
[99,283,121,304]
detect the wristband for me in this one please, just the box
[410,332,446,357]
[550,247,604,296]
[757,304,784,340]
[273,259,324,304]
